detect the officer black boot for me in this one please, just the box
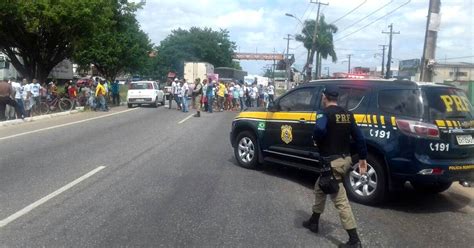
[194,111,200,117]
[302,213,320,233]
[339,228,362,248]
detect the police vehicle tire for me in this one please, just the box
[153,98,159,108]
[234,131,259,169]
[411,181,452,194]
[344,153,387,205]
[127,103,133,108]
[161,96,166,106]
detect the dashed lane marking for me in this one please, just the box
[178,114,195,124]
[0,166,106,228]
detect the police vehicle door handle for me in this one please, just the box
[299,118,306,123]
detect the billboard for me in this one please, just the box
[399,59,420,78]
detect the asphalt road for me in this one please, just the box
[0,106,473,247]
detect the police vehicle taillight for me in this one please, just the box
[396,119,440,139]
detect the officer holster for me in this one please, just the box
[318,156,341,194]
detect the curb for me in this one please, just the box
[0,110,80,127]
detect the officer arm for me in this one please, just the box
[350,115,368,160]
[312,113,328,142]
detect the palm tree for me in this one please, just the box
[295,15,337,81]
[315,15,338,78]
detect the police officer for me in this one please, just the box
[303,86,367,248]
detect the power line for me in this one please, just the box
[337,0,394,34]
[335,0,411,42]
[335,48,379,51]
[441,55,474,60]
[329,0,367,25]
[293,3,315,34]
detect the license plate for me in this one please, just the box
[456,135,474,145]
[136,98,144,102]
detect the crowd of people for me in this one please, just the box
[0,77,122,121]
[167,77,276,117]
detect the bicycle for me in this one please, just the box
[38,96,73,115]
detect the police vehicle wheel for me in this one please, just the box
[411,181,452,194]
[234,131,259,169]
[153,98,159,108]
[344,153,386,205]
[127,103,133,108]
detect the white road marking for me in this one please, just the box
[178,114,195,124]
[0,166,106,228]
[0,108,137,141]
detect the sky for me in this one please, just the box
[134,0,474,76]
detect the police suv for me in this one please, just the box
[230,79,474,205]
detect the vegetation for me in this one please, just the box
[147,27,240,80]
[73,0,152,83]
[295,15,337,80]
[0,0,110,83]
[0,1,239,82]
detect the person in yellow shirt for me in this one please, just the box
[95,81,107,111]
[217,81,225,111]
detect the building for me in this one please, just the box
[0,52,19,80]
[0,52,73,81]
[433,62,474,104]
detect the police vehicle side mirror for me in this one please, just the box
[267,102,278,112]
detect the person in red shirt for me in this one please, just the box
[68,82,79,108]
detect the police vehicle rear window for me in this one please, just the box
[130,83,153,90]
[423,87,473,120]
[378,89,423,118]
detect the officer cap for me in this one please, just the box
[323,86,339,98]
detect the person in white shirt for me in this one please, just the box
[236,83,245,111]
[22,79,32,116]
[11,79,26,119]
[268,83,275,104]
[171,78,181,110]
[30,78,41,112]
[181,79,189,113]
[251,84,258,108]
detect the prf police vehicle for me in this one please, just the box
[230,79,474,205]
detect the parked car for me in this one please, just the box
[230,79,474,205]
[127,81,165,108]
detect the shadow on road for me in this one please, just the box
[380,184,473,214]
[227,158,473,214]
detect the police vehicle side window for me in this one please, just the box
[279,88,315,112]
[347,88,370,111]
[335,87,369,111]
[378,89,423,118]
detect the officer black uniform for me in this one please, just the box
[303,86,368,248]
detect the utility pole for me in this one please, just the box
[284,34,293,89]
[272,48,276,83]
[420,0,441,82]
[347,54,352,74]
[382,24,400,79]
[379,45,388,77]
[309,0,329,80]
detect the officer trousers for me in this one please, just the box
[312,156,357,230]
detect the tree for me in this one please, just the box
[295,15,337,81]
[152,27,239,79]
[0,0,110,82]
[74,0,152,82]
[315,16,338,78]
